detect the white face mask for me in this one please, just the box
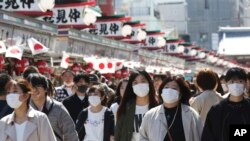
[6,93,23,109]
[88,96,101,107]
[221,84,228,92]
[161,88,180,104]
[133,83,149,97]
[228,83,245,96]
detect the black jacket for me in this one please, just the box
[75,107,114,141]
[62,94,89,123]
[202,97,250,141]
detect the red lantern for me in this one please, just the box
[71,63,81,74]
[0,55,4,70]
[15,58,29,75]
[114,70,122,78]
[36,60,48,74]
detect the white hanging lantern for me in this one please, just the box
[223,61,229,66]
[177,45,185,53]
[198,52,206,59]
[216,59,224,65]
[211,57,218,63]
[121,25,132,37]
[157,37,166,47]
[190,49,197,56]
[137,29,147,41]
[83,12,97,26]
[38,0,55,12]
[207,55,214,63]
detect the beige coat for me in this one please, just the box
[190,90,223,124]
[0,107,56,141]
[139,104,203,141]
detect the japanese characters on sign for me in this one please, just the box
[0,0,39,11]
[13,28,50,47]
[40,6,84,25]
[165,42,179,53]
[87,21,123,37]
[0,24,13,41]
[144,35,158,47]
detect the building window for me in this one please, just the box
[200,33,208,42]
[130,6,151,16]
[205,0,209,9]
[154,10,160,19]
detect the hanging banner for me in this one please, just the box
[55,0,96,5]
[0,0,40,11]
[39,6,84,27]
[165,42,179,53]
[142,32,165,49]
[0,0,52,16]
[87,21,123,37]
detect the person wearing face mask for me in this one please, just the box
[28,74,79,141]
[0,79,56,141]
[55,70,75,102]
[190,69,223,125]
[202,67,250,141]
[139,77,203,141]
[63,73,90,123]
[115,70,158,141]
[76,85,114,141]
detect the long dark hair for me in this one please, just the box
[117,70,158,118]
[158,77,191,105]
[114,78,129,104]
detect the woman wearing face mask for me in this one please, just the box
[140,77,203,141]
[110,78,128,123]
[76,85,114,141]
[202,67,250,141]
[115,70,158,141]
[0,79,56,141]
[28,74,79,141]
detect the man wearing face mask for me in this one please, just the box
[62,73,90,123]
[202,67,250,141]
[55,70,75,102]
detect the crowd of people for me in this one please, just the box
[0,66,250,141]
